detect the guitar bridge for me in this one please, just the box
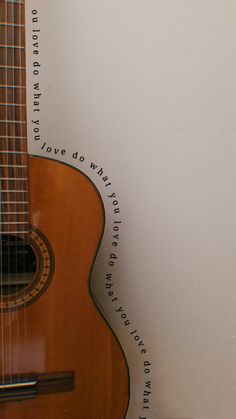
[0,371,74,403]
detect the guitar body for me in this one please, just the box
[0,156,129,419]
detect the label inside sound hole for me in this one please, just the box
[0,226,54,312]
[1,235,37,295]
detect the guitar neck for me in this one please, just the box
[0,0,29,235]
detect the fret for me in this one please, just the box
[1,221,28,224]
[0,65,25,70]
[2,212,27,214]
[0,177,27,180]
[0,120,26,123]
[2,201,28,204]
[1,216,28,220]
[1,189,27,191]
[1,231,29,234]
[2,200,28,204]
[0,23,24,28]
[2,1,24,4]
[1,188,28,193]
[1,212,27,216]
[0,44,25,49]
[1,177,27,182]
[1,178,28,183]
[0,103,26,107]
[0,135,26,139]
[1,189,28,193]
[0,217,28,221]
[1,219,28,225]
[1,230,29,236]
[0,164,28,171]
[1,216,27,222]
[0,151,26,154]
[0,85,25,88]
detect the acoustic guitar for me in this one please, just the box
[0,0,129,417]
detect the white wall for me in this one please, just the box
[27,1,236,418]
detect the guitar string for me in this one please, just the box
[13,0,19,384]
[12,0,20,384]
[0,0,7,387]
[6,0,11,385]
[12,1,16,383]
[5,0,11,385]
[10,0,26,384]
[7,0,15,385]
[19,0,28,381]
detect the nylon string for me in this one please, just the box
[12,0,20,384]
[19,0,28,381]
[0,0,7,388]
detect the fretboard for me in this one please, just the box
[0,0,28,236]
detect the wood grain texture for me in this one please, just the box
[0,156,129,418]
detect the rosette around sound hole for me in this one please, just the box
[0,226,54,312]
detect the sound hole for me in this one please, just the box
[1,234,37,296]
